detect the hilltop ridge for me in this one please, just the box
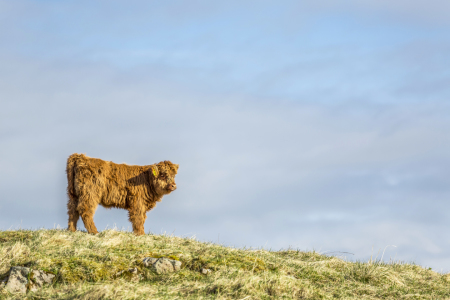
[1,229,449,299]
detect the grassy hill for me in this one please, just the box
[1,229,449,299]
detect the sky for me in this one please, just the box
[1,0,450,271]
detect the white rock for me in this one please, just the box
[4,267,55,294]
[5,267,29,294]
[172,260,182,272]
[29,270,55,292]
[142,257,181,274]
[201,268,212,275]
[142,257,158,267]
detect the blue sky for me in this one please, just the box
[1,1,450,271]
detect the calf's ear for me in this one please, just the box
[173,164,179,172]
[150,166,159,178]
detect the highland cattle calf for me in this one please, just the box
[66,153,178,235]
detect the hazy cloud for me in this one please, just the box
[1,1,449,270]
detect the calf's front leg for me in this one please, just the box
[128,205,147,236]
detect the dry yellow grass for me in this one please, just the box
[1,229,449,299]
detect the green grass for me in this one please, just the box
[1,229,450,299]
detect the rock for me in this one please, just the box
[201,268,212,275]
[142,257,158,266]
[142,257,182,274]
[28,270,55,292]
[5,267,29,294]
[172,260,182,272]
[4,267,55,294]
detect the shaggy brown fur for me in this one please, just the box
[66,153,178,235]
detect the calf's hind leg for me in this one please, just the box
[67,197,80,232]
[67,188,80,232]
[77,194,100,234]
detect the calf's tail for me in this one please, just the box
[66,153,83,231]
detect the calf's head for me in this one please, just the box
[150,161,179,195]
